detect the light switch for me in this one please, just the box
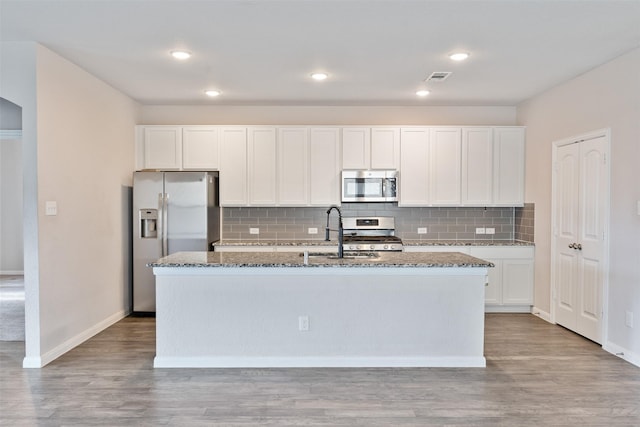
[45,201,57,216]
[249,227,259,235]
[417,227,428,234]
[475,227,486,235]
[485,227,495,235]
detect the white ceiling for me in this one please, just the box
[2,0,639,106]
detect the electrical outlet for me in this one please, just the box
[249,227,259,235]
[626,311,634,328]
[298,315,309,331]
[485,227,495,235]
[45,201,57,216]
[475,227,486,235]
[417,227,428,234]
[308,227,318,234]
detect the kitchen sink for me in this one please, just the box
[300,252,380,260]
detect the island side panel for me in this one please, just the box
[154,267,486,368]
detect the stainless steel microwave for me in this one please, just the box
[342,170,398,202]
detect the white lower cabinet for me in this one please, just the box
[404,245,534,312]
[468,246,534,312]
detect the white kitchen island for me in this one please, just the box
[150,251,492,368]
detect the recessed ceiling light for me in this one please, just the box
[170,50,192,60]
[310,72,329,81]
[204,90,221,97]
[416,90,430,97]
[449,52,470,61]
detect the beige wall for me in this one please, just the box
[517,48,640,359]
[0,138,23,273]
[140,105,516,126]
[33,45,140,363]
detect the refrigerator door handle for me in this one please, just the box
[162,193,169,257]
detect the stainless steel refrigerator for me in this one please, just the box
[133,171,220,313]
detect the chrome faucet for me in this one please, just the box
[325,205,344,258]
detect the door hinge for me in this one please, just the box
[603,153,607,165]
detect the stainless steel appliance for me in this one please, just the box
[341,170,398,202]
[342,216,403,251]
[133,171,220,313]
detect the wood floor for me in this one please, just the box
[1,314,639,426]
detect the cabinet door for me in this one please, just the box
[182,127,220,170]
[143,126,182,170]
[502,260,534,304]
[342,127,371,169]
[398,128,430,206]
[430,128,461,205]
[248,127,277,205]
[371,127,400,169]
[278,127,309,206]
[310,127,341,205]
[483,258,502,304]
[494,127,525,206]
[462,128,493,206]
[219,127,248,206]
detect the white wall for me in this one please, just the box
[0,138,23,273]
[517,48,640,364]
[1,42,141,367]
[140,105,516,126]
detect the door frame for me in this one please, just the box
[550,128,611,344]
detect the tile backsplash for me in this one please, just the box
[514,203,535,243]
[223,203,535,242]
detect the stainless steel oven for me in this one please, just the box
[342,216,403,251]
[341,170,398,203]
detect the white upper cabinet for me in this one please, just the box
[461,128,493,206]
[342,127,400,170]
[278,127,309,206]
[342,127,371,169]
[429,127,462,206]
[248,127,277,206]
[136,125,219,171]
[219,127,248,206]
[493,127,525,206]
[182,127,220,170]
[370,127,400,169]
[141,126,182,170]
[309,127,341,206]
[399,128,430,206]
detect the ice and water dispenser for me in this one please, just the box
[139,209,158,238]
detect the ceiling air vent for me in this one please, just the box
[425,71,452,82]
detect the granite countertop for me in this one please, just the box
[149,251,494,268]
[401,239,534,247]
[213,239,533,247]
[213,240,337,247]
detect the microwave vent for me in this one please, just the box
[425,71,452,82]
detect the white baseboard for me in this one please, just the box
[154,356,487,369]
[530,306,553,323]
[485,305,532,313]
[0,270,24,276]
[603,341,640,368]
[23,309,127,368]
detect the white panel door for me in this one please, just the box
[462,127,493,206]
[430,127,461,205]
[219,127,248,206]
[248,127,277,205]
[182,126,220,170]
[553,135,608,344]
[342,127,371,169]
[143,126,182,170]
[278,127,309,206]
[494,127,525,206]
[309,127,341,205]
[370,127,400,169]
[398,128,430,206]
